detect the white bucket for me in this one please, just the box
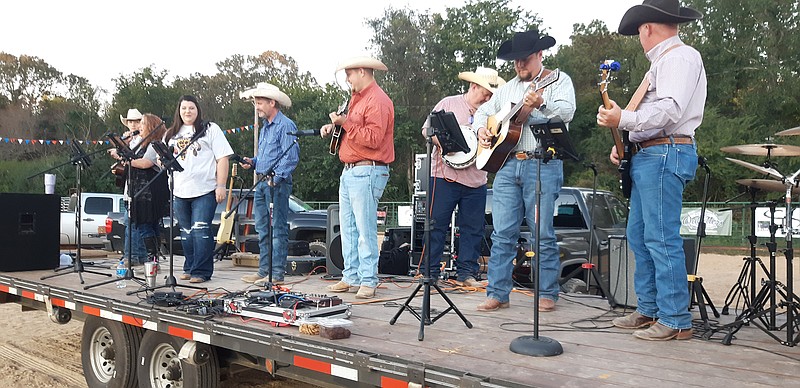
[44,174,56,194]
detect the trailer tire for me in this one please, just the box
[81,315,143,388]
[137,331,219,388]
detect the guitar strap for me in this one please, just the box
[625,44,683,112]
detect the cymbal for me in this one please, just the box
[735,179,800,195]
[720,143,800,157]
[775,126,800,136]
[725,157,785,180]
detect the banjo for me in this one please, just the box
[441,125,478,169]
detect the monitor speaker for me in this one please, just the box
[325,204,343,275]
[0,193,60,272]
[608,235,698,308]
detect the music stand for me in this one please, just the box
[428,110,470,154]
[509,118,578,357]
[389,111,473,341]
[39,140,112,284]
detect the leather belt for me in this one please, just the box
[344,160,388,169]
[515,151,534,160]
[638,136,693,149]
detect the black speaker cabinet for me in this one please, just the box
[608,235,697,308]
[0,193,60,272]
[325,204,343,275]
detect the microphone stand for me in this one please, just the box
[689,156,720,330]
[226,138,299,287]
[35,141,112,284]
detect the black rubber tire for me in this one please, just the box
[81,316,143,388]
[137,331,220,388]
[308,240,327,257]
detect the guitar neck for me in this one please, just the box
[600,86,625,153]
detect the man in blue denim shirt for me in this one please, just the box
[239,83,299,286]
[598,0,706,341]
[475,30,576,313]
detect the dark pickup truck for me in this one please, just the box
[104,192,327,257]
[397,186,628,294]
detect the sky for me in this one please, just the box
[3,1,634,101]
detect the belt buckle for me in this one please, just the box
[515,152,527,160]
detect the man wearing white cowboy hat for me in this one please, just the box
[238,83,300,286]
[110,107,148,264]
[321,56,394,299]
[475,29,576,313]
[419,66,505,288]
[597,0,706,341]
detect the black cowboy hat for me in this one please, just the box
[497,30,556,61]
[618,0,703,36]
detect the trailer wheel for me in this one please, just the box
[137,331,219,388]
[81,316,143,388]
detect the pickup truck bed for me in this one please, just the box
[1,257,797,387]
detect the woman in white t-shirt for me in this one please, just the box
[163,95,233,283]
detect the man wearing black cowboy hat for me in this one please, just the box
[597,0,707,341]
[475,29,576,313]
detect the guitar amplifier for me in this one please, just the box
[413,154,429,194]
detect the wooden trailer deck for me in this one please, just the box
[2,255,799,388]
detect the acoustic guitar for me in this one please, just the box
[328,98,350,156]
[598,60,633,198]
[475,69,560,173]
[216,164,238,244]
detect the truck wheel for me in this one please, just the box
[309,240,327,257]
[137,331,219,388]
[561,278,588,294]
[81,316,142,388]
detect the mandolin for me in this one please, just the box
[328,98,350,156]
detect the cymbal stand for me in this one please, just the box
[712,173,800,346]
[720,188,771,315]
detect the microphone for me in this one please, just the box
[287,129,320,137]
[121,130,140,140]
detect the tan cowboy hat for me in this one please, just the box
[458,67,506,94]
[335,56,388,72]
[240,82,292,108]
[119,108,143,125]
[618,0,703,36]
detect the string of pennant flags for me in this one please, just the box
[0,124,257,146]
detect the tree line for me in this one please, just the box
[0,0,798,204]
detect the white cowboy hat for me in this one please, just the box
[458,67,506,94]
[119,108,143,125]
[240,82,292,108]
[335,56,388,72]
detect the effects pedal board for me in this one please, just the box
[223,290,351,326]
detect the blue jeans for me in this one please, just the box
[339,165,389,288]
[628,143,696,330]
[174,191,216,280]
[254,180,291,281]
[424,177,486,281]
[487,158,563,303]
[122,205,147,262]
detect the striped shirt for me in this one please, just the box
[619,35,707,143]
[473,71,575,152]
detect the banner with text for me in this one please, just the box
[680,208,732,236]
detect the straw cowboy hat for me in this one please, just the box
[119,108,143,125]
[618,0,703,36]
[497,30,556,61]
[335,56,388,72]
[458,67,506,94]
[240,82,292,108]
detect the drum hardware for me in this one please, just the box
[720,143,800,157]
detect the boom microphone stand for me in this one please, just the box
[38,141,112,283]
[689,156,720,330]
[390,115,472,341]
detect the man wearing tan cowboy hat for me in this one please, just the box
[475,29,576,313]
[238,83,299,287]
[419,67,505,288]
[597,0,706,341]
[321,56,394,299]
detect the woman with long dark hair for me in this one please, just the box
[164,95,233,283]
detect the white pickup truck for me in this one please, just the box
[60,192,125,247]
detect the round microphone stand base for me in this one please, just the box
[509,335,563,357]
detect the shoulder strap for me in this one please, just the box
[625,43,684,112]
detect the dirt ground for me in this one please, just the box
[0,250,795,387]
